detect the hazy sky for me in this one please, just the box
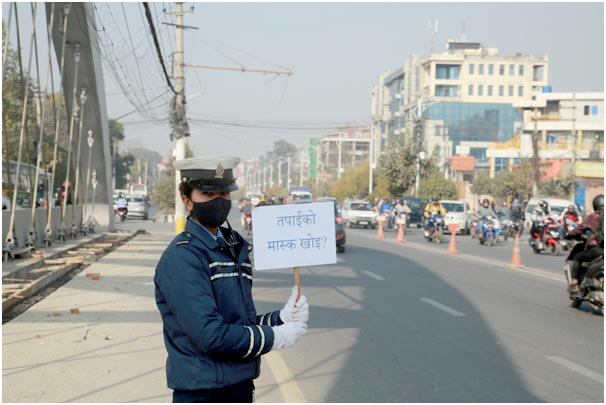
[3,2,604,160]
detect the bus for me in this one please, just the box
[2,160,51,208]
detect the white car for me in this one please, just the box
[341,199,377,229]
[441,200,473,234]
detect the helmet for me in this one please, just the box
[592,194,604,211]
[539,200,549,212]
[514,204,522,212]
[482,198,489,205]
[431,196,438,202]
[567,204,576,212]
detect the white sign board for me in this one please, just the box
[252,202,336,270]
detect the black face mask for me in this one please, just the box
[191,197,232,228]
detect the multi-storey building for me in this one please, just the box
[371,41,549,172]
[314,127,370,181]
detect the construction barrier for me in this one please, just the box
[511,233,524,268]
[447,224,459,254]
[376,215,385,239]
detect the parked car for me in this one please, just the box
[400,196,429,228]
[341,198,377,229]
[2,194,11,210]
[126,196,149,220]
[314,198,346,253]
[442,200,473,234]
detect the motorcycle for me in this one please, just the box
[560,217,578,251]
[470,218,479,239]
[424,214,444,244]
[505,219,523,241]
[244,213,253,235]
[478,215,498,246]
[380,210,395,231]
[116,207,127,222]
[564,232,604,314]
[529,217,561,256]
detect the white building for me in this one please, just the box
[370,41,550,173]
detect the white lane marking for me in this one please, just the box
[354,230,565,283]
[420,298,466,317]
[362,270,385,280]
[264,351,307,402]
[546,356,604,385]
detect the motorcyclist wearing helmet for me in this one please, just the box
[559,204,580,237]
[476,198,497,236]
[529,200,550,248]
[423,196,446,235]
[509,202,526,233]
[565,194,604,297]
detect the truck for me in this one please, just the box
[289,186,312,203]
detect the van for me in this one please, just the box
[523,197,580,231]
[441,200,473,234]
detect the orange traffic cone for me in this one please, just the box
[447,224,459,254]
[376,216,385,239]
[396,220,406,243]
[511,233,524,268]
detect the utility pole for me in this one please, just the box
[369,120,374,195]
[531,108,540,197]
[300,150,304,186]
[169,2,193,234]
[570,93,577,201]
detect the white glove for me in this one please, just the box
[279,286,310,323]
[271,321,307,350]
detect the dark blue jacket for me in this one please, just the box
[154,218,282,390]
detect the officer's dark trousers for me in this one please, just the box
[173,380,254,403]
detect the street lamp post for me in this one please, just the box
[89,169,97,234]
[82,129,94,233]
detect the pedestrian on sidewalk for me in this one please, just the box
[155,156,309,403]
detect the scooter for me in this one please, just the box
[116,207,127,222]
[424,214,444,244]
[244,213,253,235]
[478,215,497,246]
[564,232,604,314]
[530,217,560,256]
[381,210,395,231]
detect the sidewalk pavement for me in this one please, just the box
[2,222,283,403]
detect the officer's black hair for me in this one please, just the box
[179,181,194,198]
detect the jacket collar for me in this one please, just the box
[185,217,248,253]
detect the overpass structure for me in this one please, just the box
[2,3,114,260]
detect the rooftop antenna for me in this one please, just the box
[429,19,438,53]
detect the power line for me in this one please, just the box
[142,2,177,95]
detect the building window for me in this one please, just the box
[508,85,514,97]
[519,65,524,76]
[518,86,523,97]
[498,85,504,96]
[436,64,460,80]
[488,64,494,75]
[435,85,458,97]
[495,157,509,172]
[478,85,483,96]
[584,105,599,116]
[509,64,515,75]
[546,133,557,144]
[487,85,493,96]
[479,64,484,75]
[469,63,474,74]
[468,84,473,96]
[499,64,505,75]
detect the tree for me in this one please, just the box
[418,172,458,200]
[470,171,494,196]
[332,164,390,201]
[492,165,533,200]
[378,135,439,197]
[152,175,176,214]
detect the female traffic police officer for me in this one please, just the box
[154,156,309,403]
